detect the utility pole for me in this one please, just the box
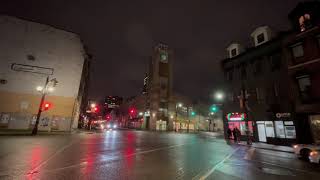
[32,77,58,135]
[32,77,49,135]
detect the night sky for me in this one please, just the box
[1,0,301,102]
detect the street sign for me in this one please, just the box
[11,63,54,75]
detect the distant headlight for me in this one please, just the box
[100,124,104,129]
[113,125,117,128]
[107,124,111,128]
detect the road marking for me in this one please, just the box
[193,147,240,180]
[27,140,76,175]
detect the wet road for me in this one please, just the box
[0,130,319,180]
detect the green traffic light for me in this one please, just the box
[211,106,218,112]
[191,111,196,116]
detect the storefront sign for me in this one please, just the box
[226,113,246,121]
[276,113,291,118]
[284,121,294,125]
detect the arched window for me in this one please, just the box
[299,13,311,32]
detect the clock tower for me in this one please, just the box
[145,43,173,131]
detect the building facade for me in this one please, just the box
[0,16,89,131]
[283,1,320,144]
[145,43,174,131]
[221,26,294,145]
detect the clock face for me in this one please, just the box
[160,53,167,61]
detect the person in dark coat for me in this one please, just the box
[227,128,232,140]
[232,128,237,143]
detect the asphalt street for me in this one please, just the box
[0,130,319,180]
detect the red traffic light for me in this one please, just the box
[42,102,52,111]
[94,107,98,112]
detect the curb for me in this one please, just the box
[236,143,294,154]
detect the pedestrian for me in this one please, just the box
[227,128,232,140]
[236,128,241,143]
[232,128,237,143]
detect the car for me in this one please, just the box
[91,120,106,130]
[105,121,118,131]
[309,150,320,164]
[293,144,320,160]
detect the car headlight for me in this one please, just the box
[100,124,104,129]
[113,125,117,128]
[107,124,111,128]
[293,145,298,148]
[310,151,318,156]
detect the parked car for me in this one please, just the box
[309,150,320,164]
[293,144,320,160]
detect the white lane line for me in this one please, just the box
[193,147,240,180]
[27,140,77,175]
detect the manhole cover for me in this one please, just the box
[259,167,294,176]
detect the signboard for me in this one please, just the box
[226,113,246,121]
[11,63,54,75]
[276,113,291,118]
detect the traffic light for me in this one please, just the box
[94,107,98,112]
[42,102,52,111]
[191,111,196,116]
[210,105,218,112]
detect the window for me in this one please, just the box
[299,14,311,32]
[226,69,233,81]
[253,60,262,75]
[240,64,247,80]
[296,75,311,101]
[291,42,304,58]
[231,48,237,57]
[257,33,265,44]
[270,53,282,71]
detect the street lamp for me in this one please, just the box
[32,76,58,135]
[215,92,224,101]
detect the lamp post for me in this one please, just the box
[32,76,58,135]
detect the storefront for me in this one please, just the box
[226,112,253,140]
[255,113,296,145]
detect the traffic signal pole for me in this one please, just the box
[32,77,49,135]
[241,86,251,145]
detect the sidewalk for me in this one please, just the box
[200,131,294,153]
[0,129,73,136]
[237,141,294,153]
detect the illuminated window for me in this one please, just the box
[299,14,311,32]
[257,33,265,44]
[291,42,304,58]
